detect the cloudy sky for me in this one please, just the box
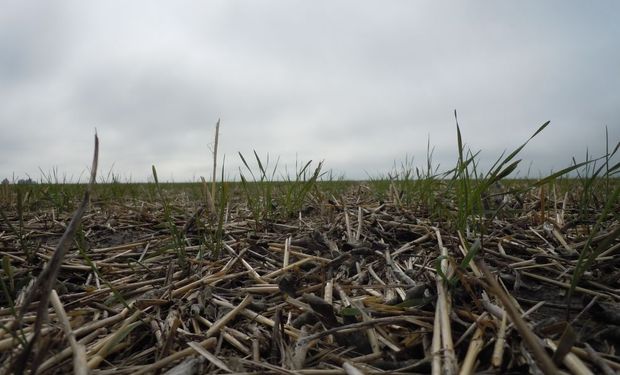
[1,1,618,182]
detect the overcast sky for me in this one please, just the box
[1,1,618,182]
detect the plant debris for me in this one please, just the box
[0,178,619,374]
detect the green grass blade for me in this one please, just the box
[533,160,594,187]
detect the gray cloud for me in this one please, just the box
[1,1,618,181]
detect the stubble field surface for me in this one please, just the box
[1,122,619,374]
[0,172,618,374]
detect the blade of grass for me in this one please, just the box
[211,119,220,202]
[12,133,98,374]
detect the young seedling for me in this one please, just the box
[152,165,189,274]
